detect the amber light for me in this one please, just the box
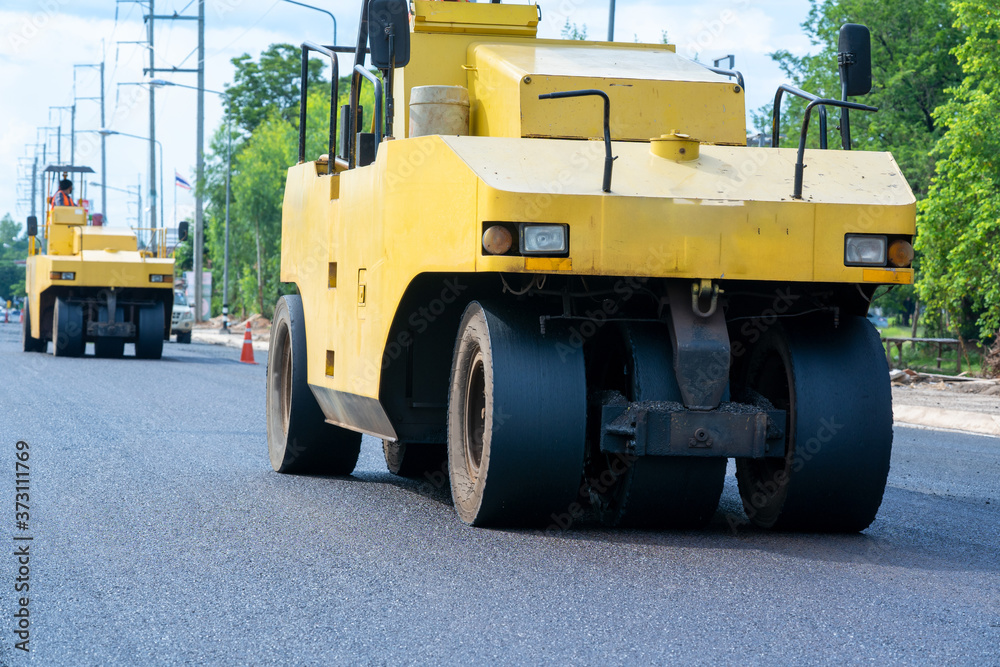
[482,225,513,255]
[888,240,914,268]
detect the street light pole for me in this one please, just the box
[279,0,337,46]
[194,0,206,322]
[222,115,231,332]
[148,78,232,332]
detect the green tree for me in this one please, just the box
[561,19,587,40]
[0,213,28,299]
[762,0,964,197]
[224,44,326,136]
[917,0,1000,341]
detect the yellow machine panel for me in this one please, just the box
[468,44,746,144]
[411,0,538,36]
[73,227,139,253]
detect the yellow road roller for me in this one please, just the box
[267,2,914,532]
[23,165,174,359]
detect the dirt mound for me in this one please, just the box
[984,336,1000,379]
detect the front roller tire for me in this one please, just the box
[53,297,84,357]
[735,317,893,532]
[267,295,361,475]
[447,301,587,527]
[94,337,126,358]
[22,304,46,353]
[383,440,446,479]
[586,323,726,529]
[135,304,165,359]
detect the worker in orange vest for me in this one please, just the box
[51,178,75,208]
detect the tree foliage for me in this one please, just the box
[561,19,587,40]
[224,44,326,137]
[0,213,27,300]
[917,1,1000,339]
[762,0,965,197]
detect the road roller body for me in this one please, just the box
[269,3,914,532]
[22,165,174,359]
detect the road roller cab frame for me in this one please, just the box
[269,4,914,532]
[22,165,174,359]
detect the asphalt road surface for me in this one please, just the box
[1,323,998,665]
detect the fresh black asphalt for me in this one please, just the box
[1,324,998,664]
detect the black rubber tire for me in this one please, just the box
[21,304,46,353]
[53,297,84,357]
[383,440,447,479]
[586,323,726,529]
[447,301,587,527]
[267,295,362,475]
[176,330,192,344]
[94,337,126,358]
[735,316,892,532]
[135,304,164,359]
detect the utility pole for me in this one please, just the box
[194,0,206,321]
[31,159,37,218]
[74,60,107,217]
[142,2,204,318]
[101,60,106,220]
[148,0,157,238]
[608,0,616,42]
[49,107,71,164]
[71,104,76,166]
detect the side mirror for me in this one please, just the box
[369,0,410,69]
[178,220,189,242]
[838,23,872,97]
[26,215,37,238]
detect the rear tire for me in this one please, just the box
[585,323,726,529]
[135,304,164,359]
[176,331,192,344]
[21,304,45,353]
[447,301,587,527]
[383,440,446,478]
[94,337,126,358]
[735,317,892,532]
[53,297,84,357]
[267,295,362,475]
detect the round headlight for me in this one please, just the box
[888,240,914,268]
[482,225,513,255]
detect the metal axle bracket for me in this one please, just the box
[600,398,786,459]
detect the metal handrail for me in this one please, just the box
[706,66,745,92]
[793,98,878,199]
[353,64,384,148]
[539,89,616,192]
[130,227,169,258]
[772,83,829,150]
[298,42,339,166]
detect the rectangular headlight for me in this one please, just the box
[49,271,76,280]
[520,224,568,255]
[845,235,887,266]
[149,274,172,283]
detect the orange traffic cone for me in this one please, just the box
[240,322,257,364]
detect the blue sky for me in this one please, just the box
[1,0,813,232]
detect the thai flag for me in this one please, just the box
[175,172,192,191]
